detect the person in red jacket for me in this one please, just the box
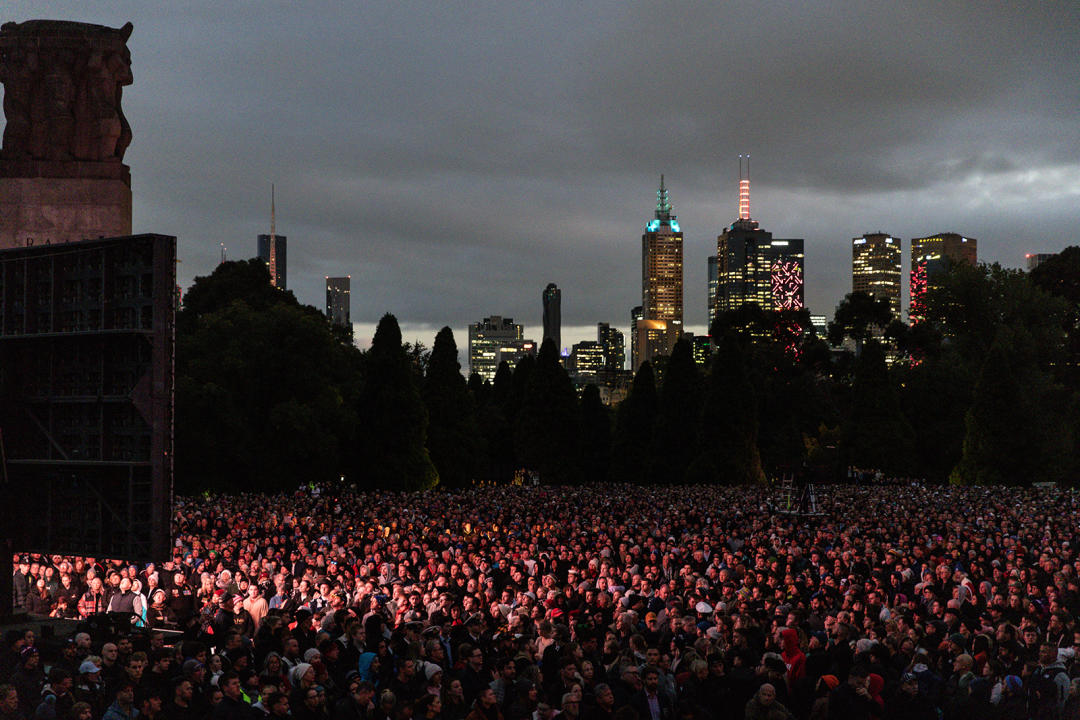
[780,628,806,690]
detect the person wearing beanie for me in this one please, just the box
[424,664,443,698]
[884,672,935,720]
[994,675,1027,720]
[289,662,317,712]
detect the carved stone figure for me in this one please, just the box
[0,20,133,164]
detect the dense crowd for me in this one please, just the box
[5,482,1080,720]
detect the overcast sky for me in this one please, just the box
[7,2,1080,354]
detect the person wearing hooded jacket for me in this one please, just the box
[779,629,806,692]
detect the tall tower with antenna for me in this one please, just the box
[635,174,684,372]
[257,184,288,290]
[714,155,805,317]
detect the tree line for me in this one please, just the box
[175,250,1080,492]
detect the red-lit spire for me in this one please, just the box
[738,154,751,220]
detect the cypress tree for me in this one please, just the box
[423,327,482,488]
[700,335,764,484]
[515,339,579,483]
[358,313,438,490]
[578,384,611,483]
[651,338,701,483]
[612,362,658,484]
[843,339,914,474]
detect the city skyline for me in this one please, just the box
[5,3,1078,354]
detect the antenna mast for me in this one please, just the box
[268,184,278,287]
[738,153,751,221]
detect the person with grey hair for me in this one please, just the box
[561,693,581,720]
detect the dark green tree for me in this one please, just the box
[515,339,579,483]
[827,292,893,352]
[895,355,972,480]
[357,313,438,490]
[1030,247,1080,389]
[955,326,1071,485]
[843,339,914,474]
[176,297,360,493]
[578,385,611,483]
[651,338,701,483]
[699,336,764,484]
[611,362,658,484]
[423,327,482,488]
[177,259,297,334]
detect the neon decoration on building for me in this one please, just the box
[909,263,928,323]
[770,260,804,310]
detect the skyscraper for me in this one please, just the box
[542,283,561,351]
[636,175,683,372]
[910,232,977,321]
[598,322,625,372]
[1026,253,1056,271]
[325,276,351,326]
[715,159,804,315]
[852,232,902,318]
[257,185,286,289]
[707,255,718,332]
[569,341,605,377]
[468,316,533,382]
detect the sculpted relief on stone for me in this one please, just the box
[0,20,133,163]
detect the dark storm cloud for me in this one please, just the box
[7,1,1080,341]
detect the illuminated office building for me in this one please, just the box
[852,232,901,318]
[468,316,534,382]
[707,255,718,332]
[569,340,605,377]
[715,222,804,313]
[325,276,350,326]
[629,306,643,373]
[635,175,683,372]
[715,157,804,316]
[910,232,977,321]
[597,322,625,372]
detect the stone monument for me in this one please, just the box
[0,20,134,248]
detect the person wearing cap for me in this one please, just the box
[73,658,105,717]
[10,647,44,718]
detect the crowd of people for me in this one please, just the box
[5,482,1080,720]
